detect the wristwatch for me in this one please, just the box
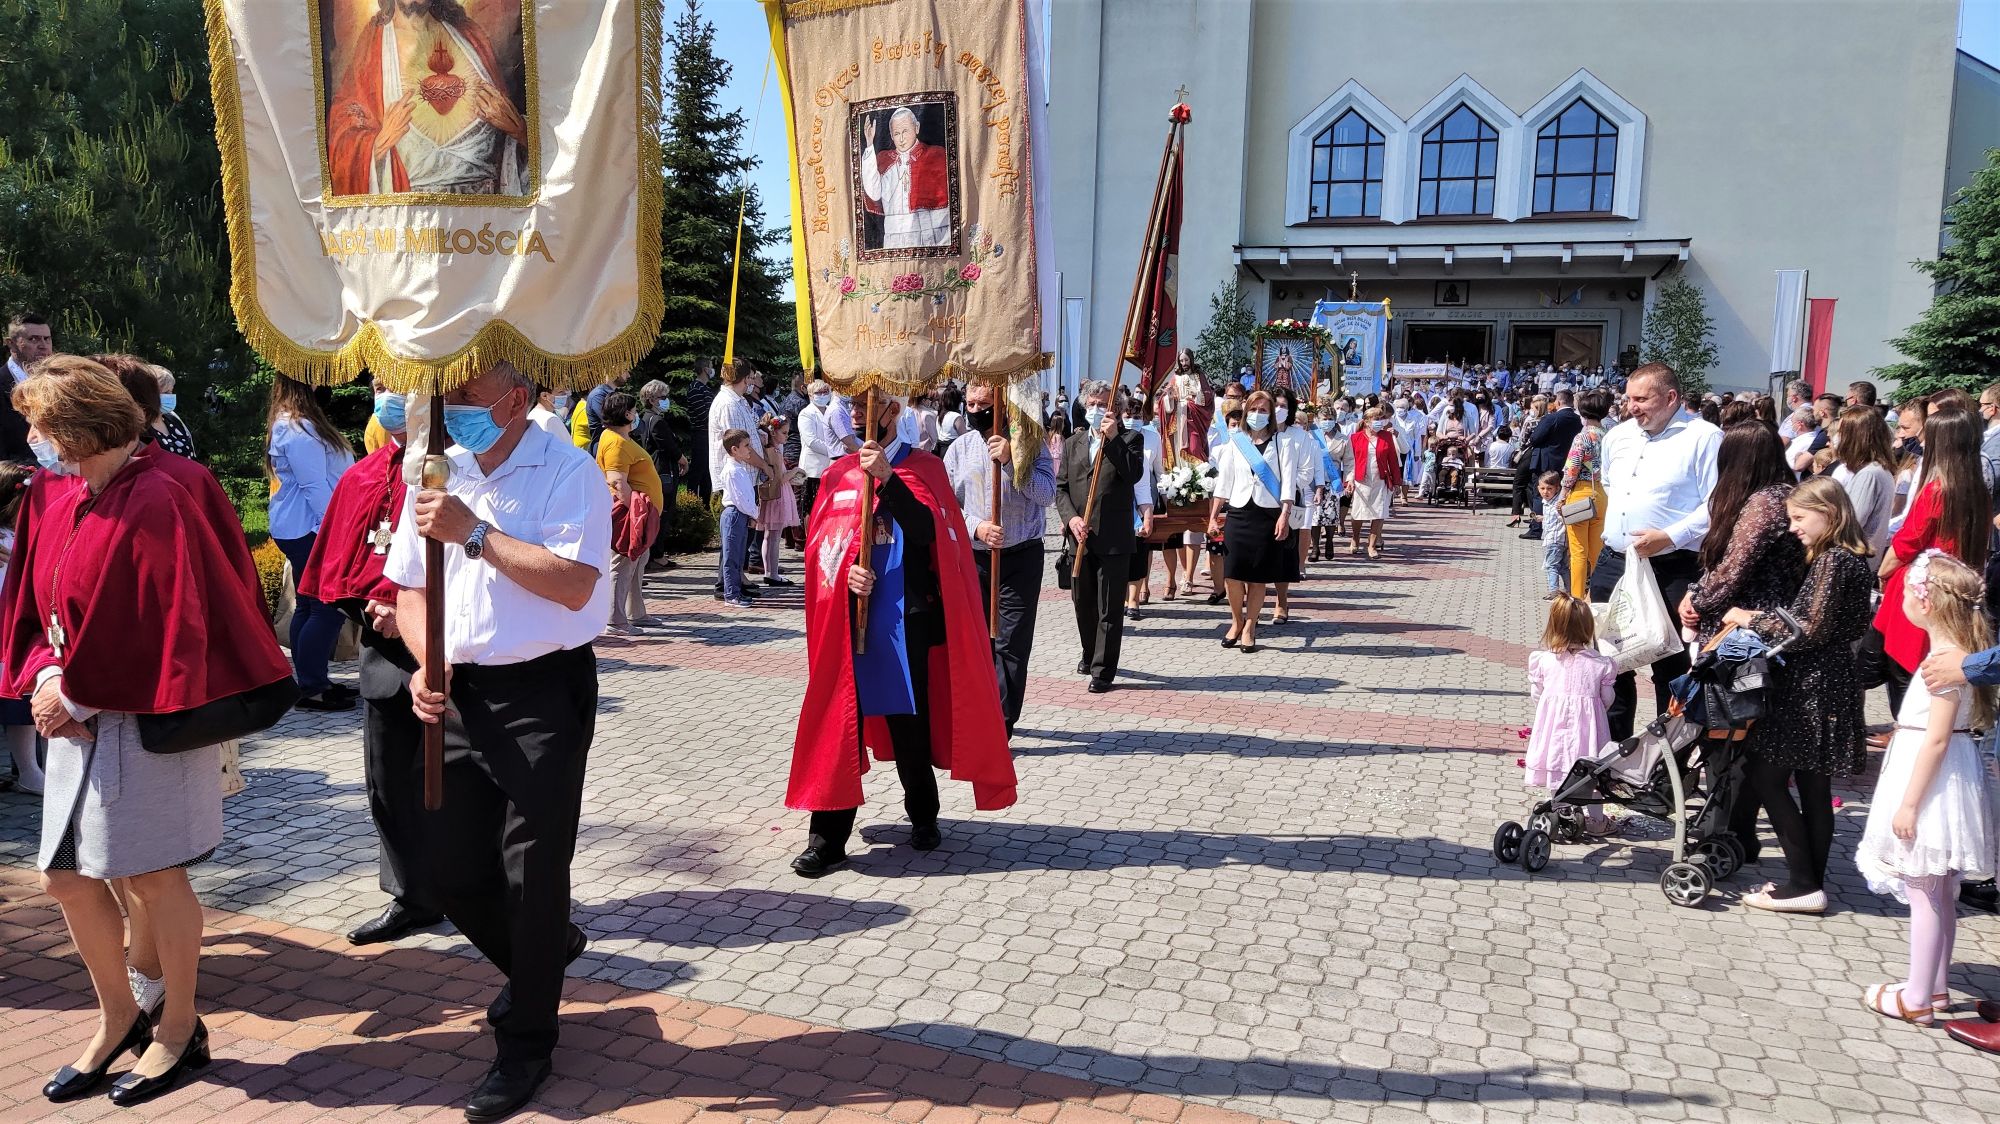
[463,520,491,560]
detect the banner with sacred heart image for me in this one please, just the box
[1313,300,1393,397]
[204,0,664,391]
[765,0,1054,392]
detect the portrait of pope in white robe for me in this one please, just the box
[853,98,958,255]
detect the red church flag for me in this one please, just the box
[1124,111,1186,397]
[1805,298,1837,396]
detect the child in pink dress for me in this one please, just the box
[1525,593,1618,834]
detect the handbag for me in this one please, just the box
[1558,494,1598,526]
[136,677,302,756]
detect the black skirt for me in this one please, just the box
[1223,502,1287,584]
[1128,539,1154,583]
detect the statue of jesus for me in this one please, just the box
[327,0,530,198]
[1155,351,1213,465]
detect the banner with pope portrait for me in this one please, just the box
[766,0,1054,392]
[204,0,663,391]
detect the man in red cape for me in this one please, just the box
[326,0,527,197]
[298,388,443,948]
[787,394,1015,876]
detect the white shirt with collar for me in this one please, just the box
[706,384,760,488]
[527,403,569,442]
[799,403,838,478]
[1213,428,1297,509]
[1134,423,1161,510]
[384,423,611,665]
[5,356,27,386]
[1598,410,1723,554]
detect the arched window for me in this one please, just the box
[1309,110,1384,219]
[1418,105,1498,217]
[1533,99,1617,214]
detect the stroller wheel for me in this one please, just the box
[1492,821,1525,864]
[1520,828,1553,873]
[1527,811,1555,837]
[1692,837,1743,880]
[1661,860,1713,907]
[1552,807,1586,845]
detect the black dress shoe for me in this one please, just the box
[1087,680,1112,694]
[295,690,356,712]
[348,901,445,946]
[1519,529,1542,540]
[1963,878,2000,913]
[105,1019,207,1108]
[1075,659,1090,675]
[791,846,848,878]
[43,1013,151,1102]
[910,822,942,851]
[464,1057,552,1123]
[1125,607,1143,621]
[1206,592,1225,605]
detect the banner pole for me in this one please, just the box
[421,389,448,811]
[989,398,1008,640]
[853,388,877,655]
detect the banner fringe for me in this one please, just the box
[203,0,666,394]
[822,352,1053,397]
[780,0,902,17]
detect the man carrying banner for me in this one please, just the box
[788,394,1016,877]
[945,382,1056,737]
[299,388,444,949]
[387,362,609,1122]
[1057,380,1145,693]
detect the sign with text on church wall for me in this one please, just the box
[315,0,539,207]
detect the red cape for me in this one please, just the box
[134,442,264,594]
[862,142,950,214]
[1,455,292,711]
[300,439,406,604]
[787,452,1016,812]
[327,15,509,197]
[1352,429,1403,488]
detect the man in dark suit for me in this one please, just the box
[1521,390,1581,539]
[1055,379,1143,693]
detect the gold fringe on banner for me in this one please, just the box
[821,352,1054,398]
[781,0,903,19]
[203,0,666,394]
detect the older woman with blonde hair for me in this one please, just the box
[2,356,293,1107]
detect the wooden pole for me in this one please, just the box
[421,390,448,811]
[1074,117,1183,580]
[988,393,1007,640]
[853,388,877,654]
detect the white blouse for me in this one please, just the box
[1213,431,1297,509]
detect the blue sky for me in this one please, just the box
[1966,0,2000,65]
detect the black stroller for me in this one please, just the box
[1493,609,1803,907]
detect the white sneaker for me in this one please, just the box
[1741,885,1826,914]
[127,965,166,1016]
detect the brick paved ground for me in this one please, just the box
[4,504,2000,1122]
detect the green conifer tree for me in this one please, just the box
[1877,149,2000,401]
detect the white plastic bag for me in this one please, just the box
[1592,548,1684,673]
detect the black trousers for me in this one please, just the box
[801,476,821,520]
[808,638,940,850]
[1856,627,1913,714]
[358,641,427,907]
[1751,758,1834,894]
[412,645,596,1064]
[1072,549,1128,686]
[1511,461,1535,517]
[1589,547,1702,741]
[977,541,1044,736]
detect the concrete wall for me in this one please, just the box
[1051,0,1960,393]
[1949,51,2000,210]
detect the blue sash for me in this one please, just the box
[1320,446,1342,497]
[854,447,918,717]
[1230,431,1284,501]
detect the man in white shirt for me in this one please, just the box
[707,362,763,597]
[1980,384,2000,470]
[3,313,50,461]
[1589,362,1722,739]
[387,361,611,1122]
[1123,394,1163,620]
[798,379,841,519]
[1776,379,1810,443]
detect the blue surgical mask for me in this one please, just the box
[549,393,571,413]
[374,392,407,432]
[158,393,177,413]
[1275,406,1290,424]
[30,436,73,476]
[1315,419,1336,433]
[1246,411,1270,431]
[1085,406,1107,430]
[443,402,506,454]
[1371,419,1390,432]
[812,393,832,408]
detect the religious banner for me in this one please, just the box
[1313,300,1391,397]
[766,0,1052,392]
[204,0,663,391]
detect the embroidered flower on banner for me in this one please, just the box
[890,273,924,294]
[959,263,981,282]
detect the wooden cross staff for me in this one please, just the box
[988,392,1009,640]
[420,390,449,810]
[853,388,877,655]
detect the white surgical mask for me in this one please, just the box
[159,393,178,413]
[1085,406,1107,430]
[812,393,831,408]
[30,436,74,476]
[549,394,571,412]
[1246,411,1270,431]
[1275,406,1290,424]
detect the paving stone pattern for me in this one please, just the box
[4,506,1999,1122]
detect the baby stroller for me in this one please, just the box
[1426,441,1474,506]
[1492,609,1803,907]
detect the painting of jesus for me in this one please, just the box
[320,0,535,202]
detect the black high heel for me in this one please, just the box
[106,1018,208,1108]
[43,1012,151,1103]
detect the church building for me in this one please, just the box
[1049,0,1975,394]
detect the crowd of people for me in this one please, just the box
[1516,363,2000,1055]
[13,292,2000,1116]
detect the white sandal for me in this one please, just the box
[1741,883,1827,914]
[1863,982,1934,1026]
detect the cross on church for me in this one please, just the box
[1175,84,1189,103]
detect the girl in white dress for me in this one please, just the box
[1856,550,1997,1025]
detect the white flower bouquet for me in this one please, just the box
[1157,460,1217,508]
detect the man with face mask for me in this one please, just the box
[1055,380,1145,692]
[789,393,1016,874]
[300,389,444,950]
[385,361,610,1121]
[943,382,1056,736]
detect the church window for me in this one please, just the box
[1533,99,1618,214]
[1418,105,1498,217]
[1309,110,1383,219]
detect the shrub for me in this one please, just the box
[658,489,719,555]
[251,540,287,623]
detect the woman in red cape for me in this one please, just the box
[2,357,291,1107]
[787,396,1015,876]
